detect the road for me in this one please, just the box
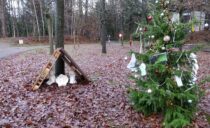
[0,42,48,59]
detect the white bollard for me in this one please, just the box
[19,40,24,45]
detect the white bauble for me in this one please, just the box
[161,47,166,50]
[163,35,170,42]
[147,89,152,93]
[205,23,209,28]
[188,99,192,103]
[151,35,155,39]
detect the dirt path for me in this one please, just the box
[0,42,49,59]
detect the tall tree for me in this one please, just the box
[78,0,83,18]
[39,0,45,36]
[55,0,65,76]
[46,11,53,54]
[100,0,107,53]
[85,0,88,21]
[32,0,41,41]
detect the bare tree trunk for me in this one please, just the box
[55,0,65,76]
[70,1,74,36]
[78,0,83,18]
[26,22,29,37]
[32,0,41,41]
[0,0,6,37]
[10,0,16,37]
[100,0,107,53]
[78,0,83,36]
[85,0,88,21]
[32,21,36,36]
[46,14,53,54]
[39,0,45,36]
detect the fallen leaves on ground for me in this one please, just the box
[0,43,209,127]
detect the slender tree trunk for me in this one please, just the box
[100,0,107,53]
[32,21,36,36]
[71,3,74,36]
[78,0,83,36]
[85,0,88,21]
[9,0,15,37]
[55,0,65,76]
[78,0,83,18]
[26,22,29,37]
[39,0,45,36]
[0,0,6,37]
[32,0,41,41]
[47,14,53,54]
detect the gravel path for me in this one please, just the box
[0,42,48,59]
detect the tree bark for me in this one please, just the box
[39,0,45,36]
[55,0,65,76]
[100,0,107,53]
[0,0,6,37]
[85,0,88,21]
[32,0,41,41]
[78,0,83,18]
[10,0,16,37]
[46,14,53,54]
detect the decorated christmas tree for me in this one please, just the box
[127,0,202,127]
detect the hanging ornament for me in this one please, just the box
[155,0,158,3]
[160,12,164,17]
[151,35,155,39]
[161,47,166,50]
[204,23,209,28]
[147,89,152,93]
[147,15,153,21]
[163,35,170,42]
[188,99,192,103]
[144,27,147,32]
[174,75,183,87]
[139,63,147,76]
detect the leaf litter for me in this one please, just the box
[0,43,209,127]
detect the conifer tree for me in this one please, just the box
[128,0,202,127]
